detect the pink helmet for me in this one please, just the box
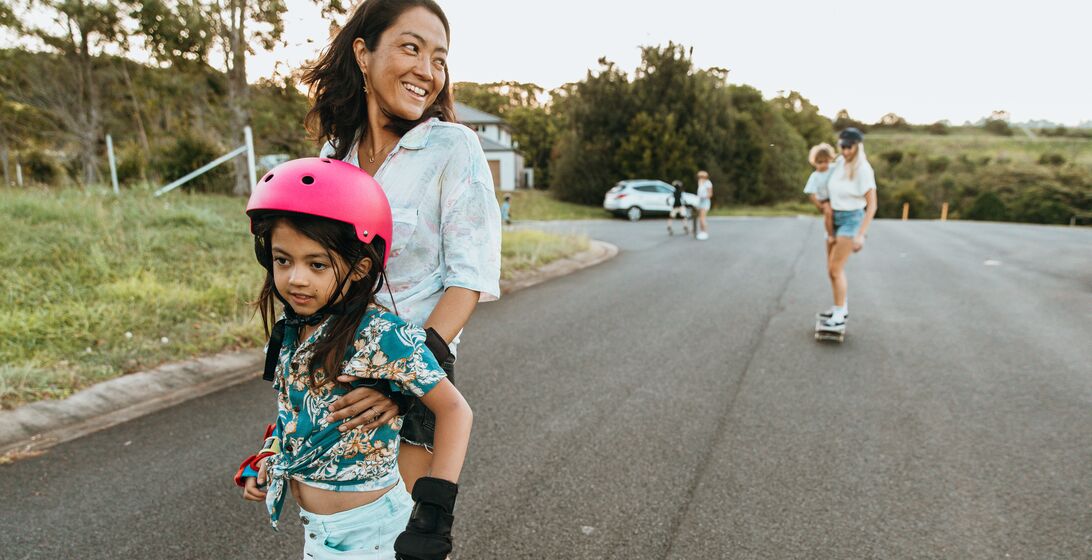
[246,157,393,265]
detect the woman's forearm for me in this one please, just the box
[423,287,480,343]
[422,381,473,483]
[859,190,878,236]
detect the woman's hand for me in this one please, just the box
[326,381,399,432]
[242,457,268,501]
[853,234,866,252]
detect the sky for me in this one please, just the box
[256,0,1090,126]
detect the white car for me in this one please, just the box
[603,180,700,221]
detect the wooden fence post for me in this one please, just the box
[941,202,949,221]
[901,202,909,221]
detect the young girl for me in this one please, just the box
[235,158,473,560]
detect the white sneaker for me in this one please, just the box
[696,232,709,241]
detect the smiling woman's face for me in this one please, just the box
[355,6,448,123]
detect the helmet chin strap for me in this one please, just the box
[261,265,367,382]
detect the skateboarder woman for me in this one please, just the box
[302,0,501,494]
[666,180,689,235]
[237,158,473,559]
[819,127,878,328]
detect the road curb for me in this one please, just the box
[0,239,619,459]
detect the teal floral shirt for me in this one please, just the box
[263,305,446,528]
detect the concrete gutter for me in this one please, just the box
[0,240,619,459]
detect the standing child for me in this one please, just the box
[804,143,837,246]
[695,171,713,240]
[500,195,512,226]
[235,158,473,560]
[666,180,690,236]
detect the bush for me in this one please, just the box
[880,150,904,166]
[116,143,152,186]
[18,149,63,185]
[153,134,232,194]
[926,121,950,135]
[984,119,1013,136]
[882,182,929,219]
[965,191,1008,222]
[926,156,951,174]
[1038,152,1066,166]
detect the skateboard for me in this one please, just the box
[814,316,846,343]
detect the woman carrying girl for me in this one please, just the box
[819,127,878,327]
[303,0,501,494]
[237,159,471,559]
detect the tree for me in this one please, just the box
[833,109,868,133]
[983,118,1013,136]
[875,112,910,130]
[2,1,130,184]
[551,44,812,206]
[770,91,834,147]
[454,81,557,186]
[135,0,301,194]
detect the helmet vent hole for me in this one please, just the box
[321,158,331,163]
[301,175,315,185]
[263,174,273,182]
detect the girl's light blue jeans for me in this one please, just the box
[299,478,413,560]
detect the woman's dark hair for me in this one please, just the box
[303,0,455,160]
[252,213,388,388]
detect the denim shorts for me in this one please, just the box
[299,478,413,560]
[400,354,456,450]
[833,209,865,238]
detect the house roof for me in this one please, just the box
[477,134,513,152]
[455,101,505,125]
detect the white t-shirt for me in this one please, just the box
[826,157,876,211]
[802,169,832,201]
[697,180,713,200]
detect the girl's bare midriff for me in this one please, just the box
[290,479,396,515]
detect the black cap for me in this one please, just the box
[839,127,864,147]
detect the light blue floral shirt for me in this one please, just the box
[263,305,446,528]
[320,119,502,353]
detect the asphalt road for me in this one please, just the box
[3,217,1090,560]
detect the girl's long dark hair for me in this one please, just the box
[252,214,389,388]
[303,0,456,160]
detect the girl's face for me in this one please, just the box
[841,144,858,162]
[814,158,831,172]
[270,222,369,316]
[355,7,448,123]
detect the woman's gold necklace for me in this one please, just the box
[366,135,398,164]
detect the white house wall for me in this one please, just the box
[487,151,518,191]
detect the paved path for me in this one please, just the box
[2,217,1089,559]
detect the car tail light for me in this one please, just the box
[615,194,627,199]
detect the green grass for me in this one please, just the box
[500,229,589,279]
[0,186,264,408]
[496,190,606,221]
[0,186,583,409]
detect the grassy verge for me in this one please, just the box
[0,186,583,409]
[496,189,606,221]
[500,229,589,280]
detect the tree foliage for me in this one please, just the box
[551,43,808,205]
[454,81,557,186]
